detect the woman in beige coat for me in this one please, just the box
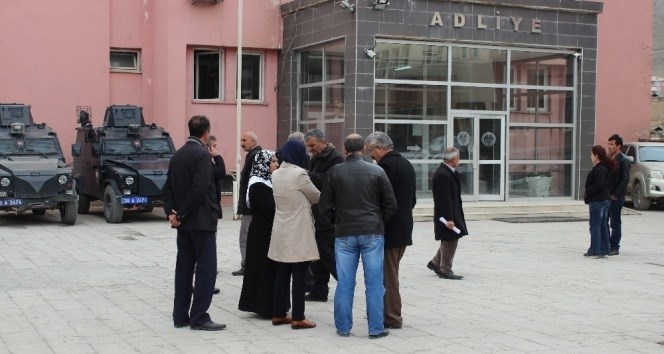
[268,140,320,329]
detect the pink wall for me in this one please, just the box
[596,0,653,144]
[0,0,281,170]
[0,1,111,162]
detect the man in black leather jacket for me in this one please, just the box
[607,134,631,255]
[319,134,396,339]
[234,132,261,275]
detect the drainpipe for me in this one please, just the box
[233,0,243,220]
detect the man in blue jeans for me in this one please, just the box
[607,134,630,255]
[319,133,397,339]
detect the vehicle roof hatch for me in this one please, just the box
[0,104,34,126]
[103,105,145,127]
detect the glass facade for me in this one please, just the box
[298,42,345,149]
[373,41,577,200]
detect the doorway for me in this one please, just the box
[451,113,505,201]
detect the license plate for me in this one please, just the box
[121,196,149,205]
[0,198,23,207]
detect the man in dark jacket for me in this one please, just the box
[164,115,225,331]
[607,134,630,255]
[234,132,261,276]
[319,133,397,339]
[428,147,468,280]
[366,132,416,330]
[304,129,344,302]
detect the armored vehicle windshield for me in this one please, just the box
[102,137,174,155]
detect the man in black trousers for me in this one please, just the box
[304,129,344,302]
[365,131,416,329]
[164,115,225,331]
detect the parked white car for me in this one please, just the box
[622,142,664,210]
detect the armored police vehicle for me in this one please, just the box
[72,105,174,223]
[0,104,77,225]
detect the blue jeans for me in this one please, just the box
[588,200,610,256]
[334,235,385,336]
[608,197,625,250]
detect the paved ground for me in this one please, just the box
[0,204,663,353]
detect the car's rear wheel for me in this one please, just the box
[633,181,651,210]
[103,185,124,223]
[60,201,77,225]
[78,193,91,214]
[32,209,47,216]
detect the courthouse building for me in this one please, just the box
[278,0,651,200]
[0,0,652,202]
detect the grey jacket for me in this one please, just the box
[319,154,397,237]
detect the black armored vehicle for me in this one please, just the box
[0,104,77,225]
[72,105,174,223]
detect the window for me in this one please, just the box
[240,53,263,101]
[110,50,140,71]
[527,67,549,111]
[298,42,345,149]
[194,50,222,100]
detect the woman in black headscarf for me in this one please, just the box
[238,149,279,317]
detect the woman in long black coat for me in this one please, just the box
[238,150,279,317]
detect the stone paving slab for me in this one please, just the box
[0,206,663,353]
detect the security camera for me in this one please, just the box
[364,48,376,59]
[337,0,355,12]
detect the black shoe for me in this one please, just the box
[427,261,442,276]
[384,323,402,329]
[337,331,350,337]
[232,268,244,276]
[304,293,328,302]
[369,330,389,339]
[609,249,619,256]
[439,271,463,280]
[213,287,220,295]
[190,321,226,331]
[174,322,189,328]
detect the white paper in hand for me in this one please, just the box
[438,216,461,234]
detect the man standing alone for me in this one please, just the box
[319,134,397,339]
[428,147,468,280]
[365,132,416,330]
[234,132,262,276]
[607,134,630,255]
[164,115,225,331]
[304,129,344,302]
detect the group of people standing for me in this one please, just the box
[583,134,631,258]
[163,116,470,336]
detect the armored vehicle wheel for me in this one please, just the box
[78,193,91,214]
[633,181,651,210]
[103,185,124,223]
[32,209,47,216]
[60,201,77,225]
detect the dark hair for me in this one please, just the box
[608,134,623,147]
[344,134,364,154]
[279,140,308,169]
[188,115,210,138]
[592,145,616,171]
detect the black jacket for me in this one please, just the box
[164,138,220,232]
[610,152,630,198]
[319,154,397,237]
[378,151,416,248]
[433,163,468,241]
[237,145,262,215]
[584,162,611,204]
[212,155,226,219]
[308,145,344,231]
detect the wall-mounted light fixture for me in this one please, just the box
[372,0,389,10]
[337,0,355,13]
[364,48,376,59]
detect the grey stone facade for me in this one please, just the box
[279,0,603,199]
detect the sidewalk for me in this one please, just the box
[0,207,662,353]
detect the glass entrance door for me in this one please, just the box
[452,114,505,201]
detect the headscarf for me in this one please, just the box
[246,149,275,208]
[279,140,308,169]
